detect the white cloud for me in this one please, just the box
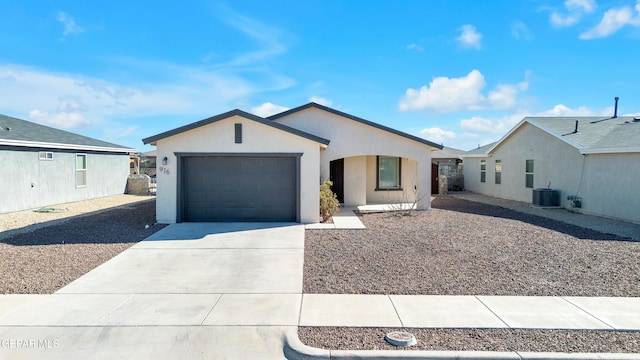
[456,24,482,49]
[309,96,333,107]
[566,0,596,13]
[406,43,424,52]
[550,13,580,27]
[460,114,524,135]
[399,70,529,113]
[579,6,640,39]
[512,21,533,40]
[538,104,602,116]
[56,11,84,36]
[550,0,596,28]
[29,109,90,129]
[418,127,456,144]
[213,5,288,66]
[251,102,289,117]
[0,62,290,133]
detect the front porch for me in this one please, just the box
[326,155,431,210]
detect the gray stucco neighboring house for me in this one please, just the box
[463,115,640,224]
[143,103,443,224]
[0,114,134,214]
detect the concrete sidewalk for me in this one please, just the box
[299,294,640,330]
[0,222,305,359]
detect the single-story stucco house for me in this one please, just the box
[142,102,443,223]
[463,114,640,224]
[0,114,134,214]
[432,146,465,192]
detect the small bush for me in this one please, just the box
[320,180,340,222]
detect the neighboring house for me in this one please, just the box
[142,102,442,223]
[432,146,465,192]
[130,150,157,176]
[0,114,134,214]
[463,115,640,224]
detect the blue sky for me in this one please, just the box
[1,0,639,151]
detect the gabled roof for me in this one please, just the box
[432,146,466,159]
[0,114,133,153]
[463,142,497,157]
[527,116,640,153]
[268,102,443,150]
[142,109,330,146]
[463,116,640,157]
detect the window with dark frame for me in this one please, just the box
[525,159,534,188]
[376,156,402,190]
[495,160,502,184]
[480,160,486,183]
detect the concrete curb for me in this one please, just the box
[283,330,640,360]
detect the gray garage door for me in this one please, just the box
[181,156,297,222]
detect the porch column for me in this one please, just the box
[417,153,431,210]
[343,156,367,206]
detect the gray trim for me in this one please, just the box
[268,102,443,149]
[174,152,303,223]
[143,109,330,146]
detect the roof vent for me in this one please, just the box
[634,117,640,122]
[613,96,619,118]
[573,120,579,133]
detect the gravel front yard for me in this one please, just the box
[302,195,640,352]
[304,196,639,296]
[0,198,165,294]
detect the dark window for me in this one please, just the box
[495,160,502,184]
[235,123,242,144]
[376,156,402,190]
[525,159,534,188]
[480,160,486,183]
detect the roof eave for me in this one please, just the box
[142,109,330,146]
[0,139,134,153]
[269,102,443,150]
[582,147,640,155]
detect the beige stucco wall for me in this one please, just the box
[343,156,367,206]
[464,124,583,202]
[154,115,321,223]
[273,107,433,209]
[578,152,640,223]
[463,123,640,223]
[365,156,418,204]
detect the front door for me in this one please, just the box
[431,163,439,194]
[329,158,344,203]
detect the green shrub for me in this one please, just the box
[320,180,340,222]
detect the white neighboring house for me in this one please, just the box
[142,103,443,224]
[0,114,134,214]
[463,115,640,224]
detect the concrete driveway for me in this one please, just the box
[0,222,304,359]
